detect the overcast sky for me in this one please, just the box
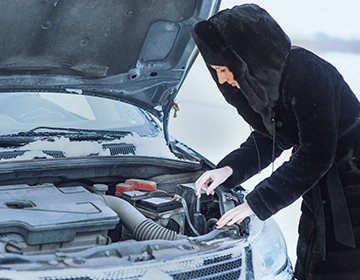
[220,0,360,40]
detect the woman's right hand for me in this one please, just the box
[195,166,233,198]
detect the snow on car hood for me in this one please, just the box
[0,0,221,122]
[0,133,177,162]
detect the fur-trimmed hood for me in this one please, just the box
[191,4,291,135]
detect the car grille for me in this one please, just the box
[0,143,136,161]
[0,149,66,159]
[171,258,242,280]
[102,143,136,155]
[39,257,242,280]
[0,150,26,159]
[43,150,66,158]
[9,238,248,280]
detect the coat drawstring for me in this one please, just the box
[250,117,276,174]
[250,126,262,174]
[271,117,276,172]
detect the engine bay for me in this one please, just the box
[0,179,249,256]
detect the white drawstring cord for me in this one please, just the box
[250,123,276,174]
[249,126,262,174]
[271,118,276,173]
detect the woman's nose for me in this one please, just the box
[217,73,227,84]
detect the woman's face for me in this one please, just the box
[210,65,240,89]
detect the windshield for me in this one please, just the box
[0,92,159,136]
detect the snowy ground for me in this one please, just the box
[169,0,360,267]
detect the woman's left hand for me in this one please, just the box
[216,202,254,229]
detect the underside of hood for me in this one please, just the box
[0,0,220,122]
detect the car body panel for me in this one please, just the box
[0,0,220,126]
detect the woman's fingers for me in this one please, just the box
[216,207,241,229]
[217,213,244,228]
[195,166,233,198]
[216,202,254,229]
[195,173,212,197]
[206,180,218,195]
[195,171,216,197]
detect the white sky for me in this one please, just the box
[220,0,360,40]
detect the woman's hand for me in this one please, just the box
[195,166,233,198]
[216,202,254,229]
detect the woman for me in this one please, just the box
[192,4,360,280]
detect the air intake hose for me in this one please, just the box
[97,195,186,241]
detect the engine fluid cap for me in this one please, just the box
[124,179,157,191]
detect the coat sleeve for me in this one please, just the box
[246,59,339,220]
[217,130,283,187]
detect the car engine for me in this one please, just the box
[0,180,249,256]
[0,183,119,255]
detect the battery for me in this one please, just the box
[137,197,182,213]
[122,190,149,201]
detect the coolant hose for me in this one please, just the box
[97,195,185,241]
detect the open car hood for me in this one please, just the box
[0,0,220,123]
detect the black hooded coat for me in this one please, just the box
[192,4,360,280]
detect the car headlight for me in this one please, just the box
[249,216,293,279]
